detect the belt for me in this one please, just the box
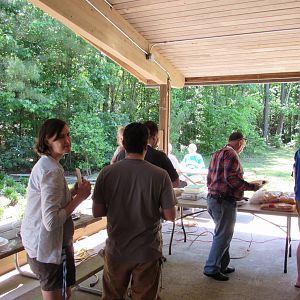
[207,193,222,200]
[207,193,234,202]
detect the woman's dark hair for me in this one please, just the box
[123,122,149,154]
[34,118,67,155]
[143,121,158,138]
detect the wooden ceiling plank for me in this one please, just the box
[158,38,300,52]
[121,0,298,22]
[156,38,300,55]
[142,26,300,43]
[138,18,300,37]
[112,0,206,10]
[175,58,300,68]
[178,60,300,70]
[122,0,292,17]
[169,49,300,61]
[29,0,185,88]
[160,45,300,57]
[132,9,300,32]
[178,62,300,73]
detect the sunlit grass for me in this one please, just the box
[241,146,295,192]
[203,146,296,193]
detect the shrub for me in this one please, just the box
[0,172,5,181]
[4,177,16,187]
[269,134,282,148]
[15,183,27,196]
[0,207,4,220]
[3,187,19,206]
[0,135,35,172]
[20,177,29,187]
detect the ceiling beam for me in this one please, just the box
[185,72,300,85]
[29,0,185,88]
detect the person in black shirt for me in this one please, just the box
[116,121,179,187]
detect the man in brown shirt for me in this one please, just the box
[92,122,177,299]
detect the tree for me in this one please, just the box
[276,83,286,137]
[263,84,270,144]
[69,113,110,175]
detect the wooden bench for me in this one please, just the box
[75,252,104,295]
[14,253,104,299]
[0,214,106,276]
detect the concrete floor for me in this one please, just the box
[1,210,300,300]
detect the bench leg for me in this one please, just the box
[75,285,102,295]
[14,253,37,279]
[75,273,102,295]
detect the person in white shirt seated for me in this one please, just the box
[180,143,207,184]
[168,143,180,170]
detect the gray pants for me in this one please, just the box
[204,196,237,274]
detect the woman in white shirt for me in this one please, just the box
[21,118,91,300]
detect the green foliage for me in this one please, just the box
[0,0,299,174]
[269,134,283,148]
[0,174,27,207]
[3,176,15,187]
[295,133,300,149]
[0,135,36,172]
[20,176,29,186]
[15,182,27,196]
[69,113,110,173]
[0,207,4,220]
[170,85,266,157]
[3,186,19,206]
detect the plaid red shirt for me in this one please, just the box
[207,145,256,201]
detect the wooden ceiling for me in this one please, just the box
[30,0,300,87]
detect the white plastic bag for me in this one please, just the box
[249,190,282,204]
[249,190,266,204]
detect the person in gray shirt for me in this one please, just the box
[92,122,177,300]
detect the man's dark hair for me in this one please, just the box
[228,131,245,141]
[123,122,149,154]
[35,118,67,156]
[143,121,158,138]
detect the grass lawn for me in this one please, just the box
[241,146,296,192]
[202,146,296,193]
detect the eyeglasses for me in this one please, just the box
[239,138,247,142]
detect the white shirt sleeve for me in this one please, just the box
[41,169,67,231]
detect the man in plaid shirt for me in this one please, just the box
[203,132,262,281]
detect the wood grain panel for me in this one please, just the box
[29,0,300,85]
[119,0,297,21]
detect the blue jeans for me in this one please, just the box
[204,196,237,274]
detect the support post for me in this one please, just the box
[159,80,171,154]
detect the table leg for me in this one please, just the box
[288,216,292,257]
[169,221,175,255]
[284,216,291,274]
[180,207,187,243]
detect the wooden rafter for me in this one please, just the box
[29,0,185,88]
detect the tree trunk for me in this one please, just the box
[276,83,285,136]
[263,84,270,144]
[103,86,109,112]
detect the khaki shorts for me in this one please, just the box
[27,245,76,291]
[102,254,161,300]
